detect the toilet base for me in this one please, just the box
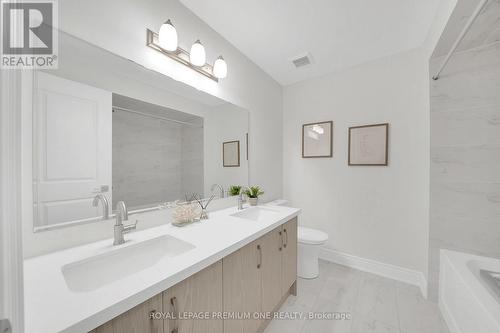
[298,242,322,279]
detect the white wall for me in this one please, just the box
[283,48,431,275]
[282,0,457,283]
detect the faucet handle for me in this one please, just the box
[123,220,138,233]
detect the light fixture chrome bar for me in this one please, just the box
[146,29,218,82]
[432,0,489,80]
[112,106,203,127]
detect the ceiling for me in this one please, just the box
[180,0,442,85]
[433,0,500,58]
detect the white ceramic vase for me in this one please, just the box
[249,197,258,206]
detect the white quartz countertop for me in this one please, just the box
[24,204,300,333]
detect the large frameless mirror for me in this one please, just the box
[31,31,249,231]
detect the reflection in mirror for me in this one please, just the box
[32,31,249,231]
[112,94,204,210]
[223,141,240,167]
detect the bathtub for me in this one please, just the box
[440,250,500,333]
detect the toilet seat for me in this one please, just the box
[298,226,328,245]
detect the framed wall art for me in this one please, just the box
[302,121,333,158]
[348,123,389,166]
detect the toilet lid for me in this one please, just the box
[298,226,328,245]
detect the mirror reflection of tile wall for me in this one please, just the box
[112,103,204,210]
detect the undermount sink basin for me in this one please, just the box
[231,206,281,222]
[62,235,194,292]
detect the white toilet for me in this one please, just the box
[297,226,328,279]
[266,200,328,279]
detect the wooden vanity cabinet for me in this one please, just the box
[223,239,263,333]
[163,260,223,333]
[281,217,298,296]
[90,294,163,333]
[90,262,222,333]
[260,226,284,313]
[90,218,297,333]
[223,220,298,333]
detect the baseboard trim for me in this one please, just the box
[319,248,428,298]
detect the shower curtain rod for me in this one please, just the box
[112,106,203,127]
[432,0,489,80]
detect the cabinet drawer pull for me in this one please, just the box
[170,297,178,333]
[284,228,288,248]
[279,231,282,251]
[257,244,262,269]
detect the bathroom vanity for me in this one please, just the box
[20,30,298,333]
[23,205,299,333]
[91,217,296,333]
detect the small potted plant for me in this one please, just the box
[228,185,242,196]
[245,186,264,206]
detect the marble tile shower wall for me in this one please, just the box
[180,124,204,199]
[428,41,500,300]
[112,111,203,208]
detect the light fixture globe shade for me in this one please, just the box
[158,20,177,51]
[190,40,206,66]
[213,56,227,79]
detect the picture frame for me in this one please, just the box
[223,140,240,167]
[348,123,389,166]
[302,121,333,158]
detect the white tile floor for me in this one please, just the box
[264,260,450,333]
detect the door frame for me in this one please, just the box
[1,68,26,332]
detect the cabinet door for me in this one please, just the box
[281,218,298,295]
[92,294,163,333]
[261,226,283,313]
[163,261,223,333]
[223,240,262,333]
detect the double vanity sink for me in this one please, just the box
[62,207,282,293]
[24,204,300,333]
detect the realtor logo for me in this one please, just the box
[1,0,58,68]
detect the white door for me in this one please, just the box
[33,72,112,227]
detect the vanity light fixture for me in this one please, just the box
[189,40,206,67]
[146,20,227,82]
[213,56,228,79]
[158,19,178,51]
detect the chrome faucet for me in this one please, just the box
[211,183,225,198]
[113,201,137,245]
[92,194,110,220]
[238,186,250,210]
